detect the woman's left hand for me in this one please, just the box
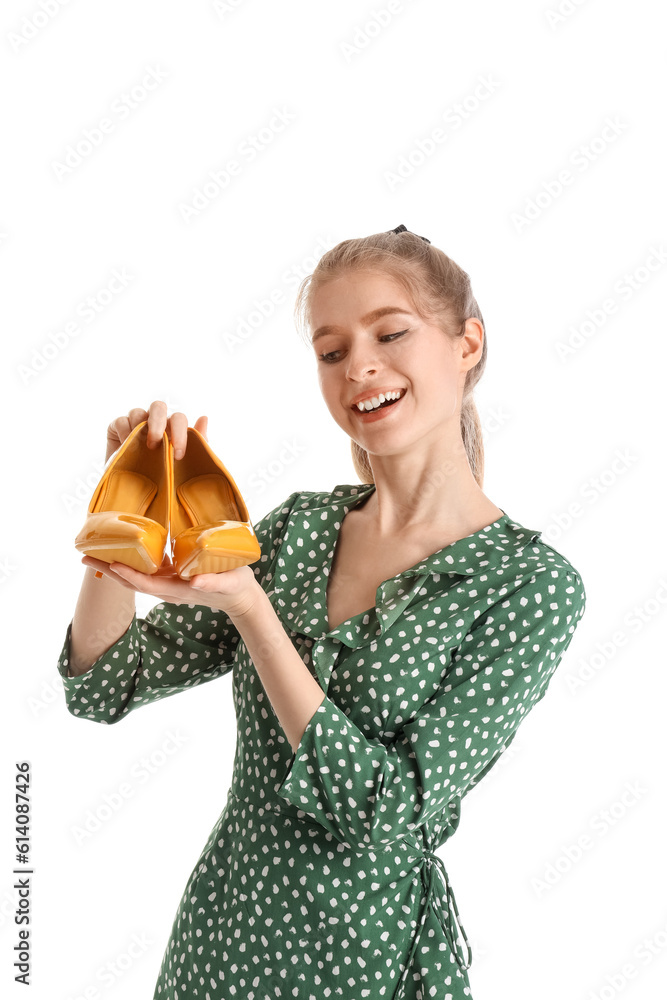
[80,554,260,619]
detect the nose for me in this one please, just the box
[344,340,380,381]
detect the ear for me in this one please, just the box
[459,318,484,369]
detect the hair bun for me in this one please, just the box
[389,224,431,244]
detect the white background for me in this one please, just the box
[1,1,665,998]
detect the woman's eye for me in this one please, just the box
[318,330,408,364]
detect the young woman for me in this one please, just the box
[59,226,586,999]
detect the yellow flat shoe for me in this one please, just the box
[75,420,170,574]
[170,427,260,579]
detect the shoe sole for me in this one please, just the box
[75,510,168,575]
[171,522,260,579]
[174,549,256,579]
[75,538,163,574]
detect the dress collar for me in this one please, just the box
[269,483,542,647]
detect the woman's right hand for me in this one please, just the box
[105,400,209,463]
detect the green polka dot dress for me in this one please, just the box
[58,483,586,999]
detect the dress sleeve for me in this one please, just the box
[58,490,301,725]
[276,566,586,850]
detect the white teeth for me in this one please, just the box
[356,390,403,411]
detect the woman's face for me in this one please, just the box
[310,270,481,461]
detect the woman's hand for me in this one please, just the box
[105,399,208,463]
[80,553,260,619]
[90,399,262,617]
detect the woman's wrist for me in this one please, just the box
[226,579,272,625]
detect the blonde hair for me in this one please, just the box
[294,228,487,487]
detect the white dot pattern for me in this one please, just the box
[58,483,586,999]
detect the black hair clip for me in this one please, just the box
[390,224,431,244]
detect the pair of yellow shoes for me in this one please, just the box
[74,420,260,580]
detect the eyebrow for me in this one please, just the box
[311,306,414,343]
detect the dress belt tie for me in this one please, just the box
[395,849,472,1000]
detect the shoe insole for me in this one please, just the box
[177,474,241,526]
[96,469,158,516]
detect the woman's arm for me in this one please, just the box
[68,567,136,676]
[58,490,302,724]
[58,598,242,724]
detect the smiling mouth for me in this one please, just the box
[351,390,406,419]
[351,389,406,413]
